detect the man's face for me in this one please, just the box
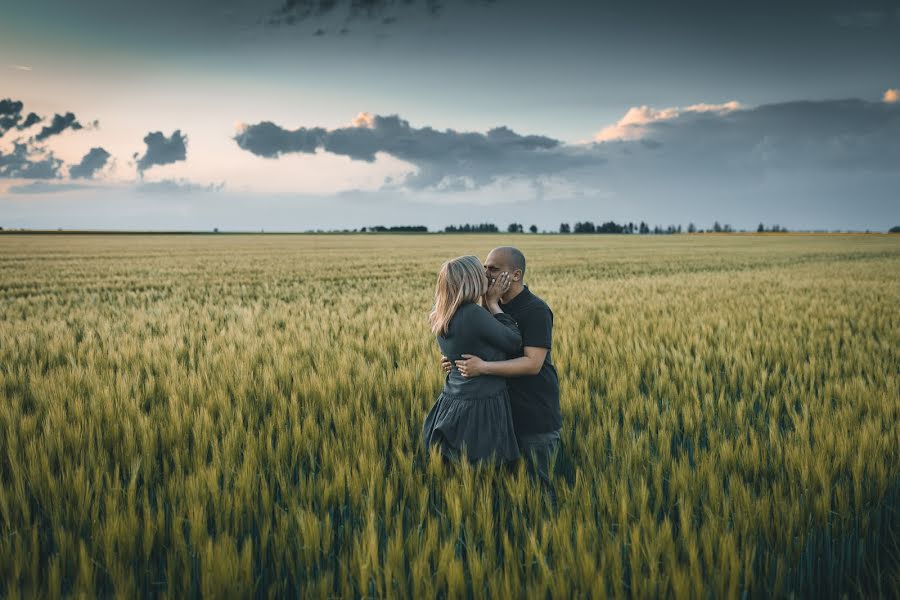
[484,250,515,285]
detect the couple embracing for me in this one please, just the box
[422,246,562,506]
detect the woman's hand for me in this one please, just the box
[441,355,452,375]
[483,271,511,309]
[455,354,487,378]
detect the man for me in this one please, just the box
[441,246,562,508]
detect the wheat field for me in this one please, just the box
[0,233,898,598]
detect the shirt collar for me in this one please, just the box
[501,284,531,310]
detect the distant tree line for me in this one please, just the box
[444,223,499,233]
[9,223,897,234]
[361,225,428,232]
[756,223,789,233]
[562,221,685,234]
[557,220,795,234]
[435,220,796,234]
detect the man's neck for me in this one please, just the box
[501,283,525,305]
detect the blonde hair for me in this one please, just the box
[429,255,488,336]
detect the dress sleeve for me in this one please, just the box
[467,305,522,355]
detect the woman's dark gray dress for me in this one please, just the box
[422,302,522,463]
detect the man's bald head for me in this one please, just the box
[485,246,526,284]
[491,246,526,273]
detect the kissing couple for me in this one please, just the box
[422,246,562,506]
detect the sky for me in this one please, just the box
[1,0,898,231]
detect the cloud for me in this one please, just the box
[135,178,224,194]
[134,130,188,173]
[7,64,32,72]
[34,112,83,141]
[272,0,412,24]
[234,112,595,189]
[885,89,899,103]
[0,143,63,179]
[7,181,99,194]
[0,99,24,137]
[20,112,41,129]
[832,10,888,28]
[267,0,494,29]
[595,101,742,142]
[233,121,324,157]
[0,98,44,138]
[593,97,900,175]
[69,147,111,179]
[236,97,899,193]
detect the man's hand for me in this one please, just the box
[440,355,452,375]
[455,354,487,378]
[483,271,511,308]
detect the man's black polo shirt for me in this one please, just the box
[500,285,562,435]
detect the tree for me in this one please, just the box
[713,221,722,233]
[639,221,650,234]
[687,222,696,233]
[628,222,635,234]
[597,221,625,234]
[445,223,498,233]
[529,224,538,233]
[574,221,596,233]
[757,222,765,233]
[890,225,900,233]
[559,223,571,233]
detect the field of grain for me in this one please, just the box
[0,233,898,598]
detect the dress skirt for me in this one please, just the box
[422,387,520,463]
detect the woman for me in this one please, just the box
[422,255,521,464]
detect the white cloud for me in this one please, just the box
[594,100,743,142]
[350,112,375,128]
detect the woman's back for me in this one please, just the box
[436,302,521,397]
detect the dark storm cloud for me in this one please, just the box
[268,0,493,27]
[235,96,898,193]
[234,113,595,188]
[608,98,900,175]
[69,147,111,179]
[271,0,410,24]
[35,112,83,141]
[0,98,43,138]
[134,130,188,173]
[234,121,325,157]
[0,142,63,179]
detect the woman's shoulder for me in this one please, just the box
[454,301,488,320]
[444,302,484,333]
[456,301,481,312]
